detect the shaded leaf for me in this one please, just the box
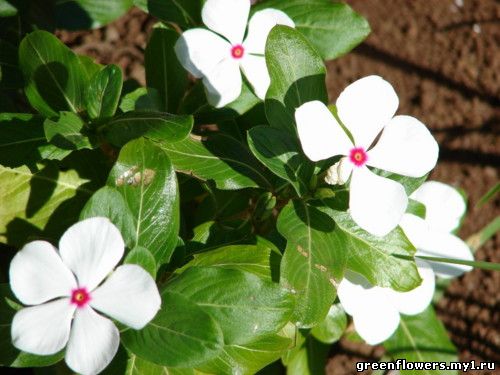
[134,0,202,28]
[124,246,157,278]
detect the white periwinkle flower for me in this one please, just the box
[175,0,294,108]
[338,263,435,345]
[295,75,439,237]
[400,181,473,278]
[9,217,161,375]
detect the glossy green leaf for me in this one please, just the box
[197,331,293,375]
[126,354,199,375]
[18,30,87,117]
[166,267,294,345]
[43,112,92,160]
[407,199,426,219]
[85,64,123,120]
[78,55,103,79]
[384,306,458,375]
[145,25,188,113]
[372,168,428,195]
[55,0,133,30]
[265,25,327,133]
[0,0,17,17]
[124,246,157,278]
[325,205,421,291]
[277,200,345,327]
[0,284,65,367]
[80,186,136,248]
[0,113,46,167]
[102,111,193,147]
[134,0,202,28]
[0,163,93,246]
[178,244,277,281]
[162,134,272,190]
[122,291,224,368]
[282,330,330,375]
[310,304,347,344]
[254,0,370,60]
[107,138,179,265]
[248,126,314,196]
[119,87,163,113]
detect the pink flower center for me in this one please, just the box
[349,147,368,167]
[71,288,91,308]
[231,44,245,59]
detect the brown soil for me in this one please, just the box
[57,1,499,374]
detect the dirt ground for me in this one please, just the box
[56,1,499,374]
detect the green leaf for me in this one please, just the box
[119,87,163,113]
[55,0,133,30]
[0,113,46,168]
[102,111,193,147]
[265,25,327,134]
[166,267,294,345]
[85,64,123,120]
[325,204,421,291]
[310,304,347,344]
[178,244,277,281]
[122,291,224,368]
[384,306,458,375]
[80,186,136,248]
[282,330,330,375]
[124,246,157,278]
[107,138,180,265]
[248,126,314,196]
[0,0,17,17]
[477,182,499,207]
[0,284,65,367]
[277,200,345,327]
[145,25,188,113]
[0,163,93,247]
[372,168,428,195]
[254,0,370,60]
[197,331,293,375]
[18,30,87,117]
[134,0,202,28]
[126,354,198,375]
[406,199,426,219]
[162,134,272,190]
[0,40,23,89]
[78,55,103,79]
[43,112,92,160]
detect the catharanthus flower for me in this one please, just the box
[400,181,473,278]
[175,0,294,107]
[9,217,161,375]
[337,263,435,345]
[295,75,439,236]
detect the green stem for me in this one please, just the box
[393,254,500,271]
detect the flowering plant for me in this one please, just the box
[0,0,498,374]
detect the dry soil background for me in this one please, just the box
[56,1,499,374]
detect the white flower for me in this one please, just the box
[175,0,294,108]
[400,181,473,278]
[295,75,439,236]
[9,217,161,375]
[337,262,435,345]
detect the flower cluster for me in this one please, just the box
[9,218,161,375]
[175,0,294,107]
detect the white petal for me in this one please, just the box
[9,241,76,305]
[243,9,295,54]
[367,115,439,178]
[91,265,161,330]
[410,181,466,233]
[203,58,242,108]
[325,157,354,186]
[388,260,435,315]
[202,0,250,44]
[417,231,473,279]
[337,271,379,315]
[353,303,400,345]
[65,307,119,375]
[295,101,353,162]
[11,299,75,355]
[336,75,399,149]
[240,55,269,99]
[175,29,231,79]
[349,167,408,236]
[59,218,124,291]
[399,213,430,250]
